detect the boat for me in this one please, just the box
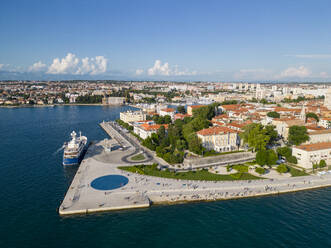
[62,131,87,166]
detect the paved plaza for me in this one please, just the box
[59,122,331,215]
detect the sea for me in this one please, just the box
[0,105,330,248]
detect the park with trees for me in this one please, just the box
[141,103,221,164]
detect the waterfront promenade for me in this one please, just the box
[59,123,331,215]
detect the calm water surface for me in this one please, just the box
[0,106,330,248]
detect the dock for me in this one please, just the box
[59,122,331,216]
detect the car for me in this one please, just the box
[276,159,286,164]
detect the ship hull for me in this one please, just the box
[62,146,87,166]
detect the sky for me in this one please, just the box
[1,0,331,81]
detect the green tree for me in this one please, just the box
[260,98,268,104]
[192,106,214,120]
[266,150,278,166]
[319,159,327,168]
[164,115,172,124]
[256,150,268,165]
[313,163,318,171]
[277,146,292,159]
[176,139,187,151]
[287,156,297,164]
[265,125,278,145]
[288,126,309,146]
[255,167,266,175]
[157,126,166,140]
[277,164,289,173]
[221,100,238,105]
[187,134,203,155]
[142,137,156,151]
[305,112,319,122]
[177,106,186,114]
[240,123,270,151]
[267,111,280,118]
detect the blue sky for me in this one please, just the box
[1,0,331,81]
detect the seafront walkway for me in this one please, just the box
[59,140,331,215]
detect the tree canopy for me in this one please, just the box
[256,149,278,166]
[277,146,292,158]
[267,111,280,118]
[177,106,186,114]
[240,123,277,151]
[277,164,289,173]
[288,125,309,146]
[306,112,319,122]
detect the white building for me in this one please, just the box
[102,97,125,105]
[197,126,240,152]
[293,142,331,169]
[159,108,176,119]
[324,87,331,110]
[319,118,331,129]
[120,110,146,124]
[272,118,305,140]
[133,123,168,139]
[306,130,331,144]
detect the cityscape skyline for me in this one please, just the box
[1,0,331,81]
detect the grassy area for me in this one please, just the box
[288,166,309,177]
[130,153,145,161]
[203,150,245,157]
[118,164,262,181]
[231,164,249,173]
[245,161,257,166]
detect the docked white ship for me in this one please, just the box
[62,131,88,166]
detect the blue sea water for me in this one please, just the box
[0,105,331,248]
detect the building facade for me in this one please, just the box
[134,123,168,139]
[159,108,176,119]
[120,110,146,123]
[102,97,125,105]
[293,142,331,169]
[306,129,331,144]
[197,126,240,152]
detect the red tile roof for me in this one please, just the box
[197,126,237,136]
[295,142,331,151]
[140,124,168,131]
[160,108,175,112]
[189,105,206,109]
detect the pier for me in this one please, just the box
[59,122,331,216]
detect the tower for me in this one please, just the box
[300,105,306,121]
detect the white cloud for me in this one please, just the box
[279,66,311,78]
[148,60,171,76]
[135,69,144,75]
[47,53,108,75]
[47,53,80,74]
[285,54,331,59]
[146,60,196,76]
[28,61,47,72]
[320,71,329,78]
[0,64,4,70]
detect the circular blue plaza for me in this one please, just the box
[91,175,129,190]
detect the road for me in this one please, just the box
[107,121,154,164]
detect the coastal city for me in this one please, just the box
[2,79,331,213]
[2,1,331,247]
[8,80,324,214]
